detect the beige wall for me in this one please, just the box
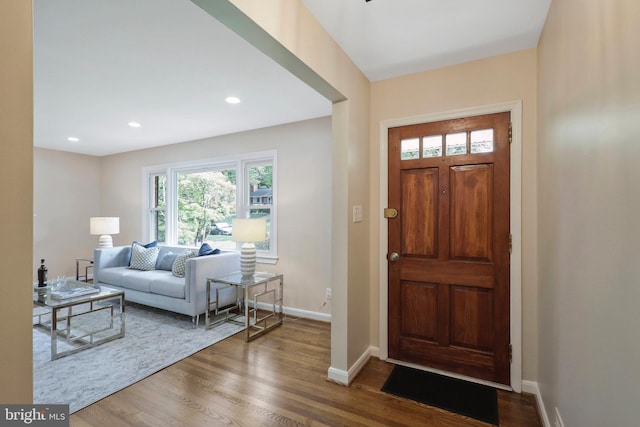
[101,117,333,315]
[370,49,539,380]
[0,0,33,403]
[34,148,102,280]
[537,0,640,425]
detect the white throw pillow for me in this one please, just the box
[129,245,159,271]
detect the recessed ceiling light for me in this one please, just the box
[128,121,141,128]
[225,96,241,104]
[67,137,80,142]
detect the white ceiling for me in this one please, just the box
[34,0,551,157]
[33,0,332,156]
[301,0,552,82]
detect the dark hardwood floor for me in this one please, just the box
[71,316,542,426]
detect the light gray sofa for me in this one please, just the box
[93,245,240,326]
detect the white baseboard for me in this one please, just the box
[255,301,331,323]
[522,380,551,427]
[327,346,374,386]
[327,367,349,385]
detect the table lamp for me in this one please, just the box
[232,218,266,277]
[90,217,120,248]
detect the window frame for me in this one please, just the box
[142,150,278,263]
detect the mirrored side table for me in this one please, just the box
[75,257,94,282]
[206,271,283,341]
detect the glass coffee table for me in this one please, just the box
[33,280,125,360]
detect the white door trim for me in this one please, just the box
[378,101,523,392]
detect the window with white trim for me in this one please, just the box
[143,151,277,260]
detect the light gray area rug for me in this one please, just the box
[33,302,244,413]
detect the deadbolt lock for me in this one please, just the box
[384,208,398,219]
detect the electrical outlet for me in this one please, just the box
[325,288,332,299]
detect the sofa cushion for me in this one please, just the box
[98,267,131,287]
[150,274,186,299]
[129,245,159,271]
[121,270,168,293]
[172,251,196,277]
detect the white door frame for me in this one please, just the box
[378,101,523,392]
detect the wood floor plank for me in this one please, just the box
[71,317,542,426]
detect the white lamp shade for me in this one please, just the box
[231,218,266,243]
[90,217,120,235]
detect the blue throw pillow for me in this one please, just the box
[156,252,178,271]
[197,243,220,256]
[134,240,157,248]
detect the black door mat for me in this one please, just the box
[381,365,499,425]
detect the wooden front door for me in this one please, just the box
[387,112,511,385]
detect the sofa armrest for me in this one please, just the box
[184,251,240,310]
[94,246,132,283]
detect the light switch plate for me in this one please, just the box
[353,205,363,223]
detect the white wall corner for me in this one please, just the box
[369,346,380,358]
[327,347,372,386]
[522,380,552,427]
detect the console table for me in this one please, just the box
[206,271,283,341]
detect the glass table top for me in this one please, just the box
[209,271,282,286]
[33,280,121,307]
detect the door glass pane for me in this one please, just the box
[423,135,443,158]
[471,129,494,153]
[177,169,236,247]
[401,138,420,160]
[446,132,467,156]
